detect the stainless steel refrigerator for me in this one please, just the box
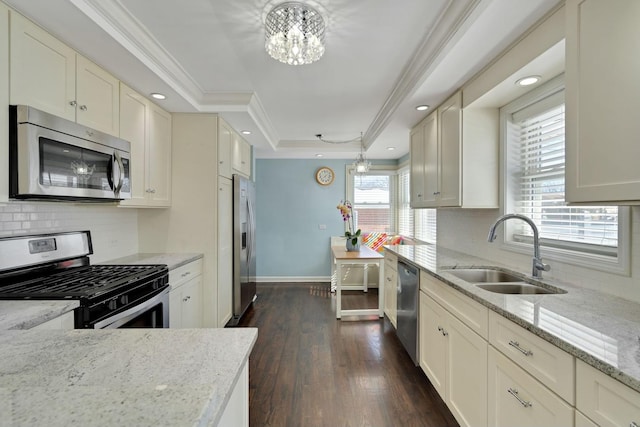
[230,174,256,325]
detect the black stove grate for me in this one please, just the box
[0,264,168,299]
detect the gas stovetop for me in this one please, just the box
[0,264,168,300]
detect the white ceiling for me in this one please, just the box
[4,0,562,160]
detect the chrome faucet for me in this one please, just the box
[487,213,550,279]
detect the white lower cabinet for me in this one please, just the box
[217,177,233,326]
[488,346,573,426]
[419,290,488,427]
[217,361,249,427]
[383,252,398,328]
[169,259,203,328]
[576,359,640,427]
[30,311,75,329]
[575,410,598,427]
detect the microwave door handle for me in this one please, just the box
[107,155,115,191]
[113,151,125,196]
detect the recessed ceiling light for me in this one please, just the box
[416,105,429,111]
[241,130,252,135]
[315,154,324,158]
[150,93,166,100]
[387,147,395,151]
[515,76,541,87]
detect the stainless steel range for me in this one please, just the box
[0,231,169,328]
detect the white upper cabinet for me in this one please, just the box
[565,0,640,203]
[410,91,498,208]
[218,119,233,179]
[9,11,119,136]
[119,83,171,208]
[232,132,251,178]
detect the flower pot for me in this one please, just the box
[346,236,360,252]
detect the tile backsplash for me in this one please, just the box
[0,201,138,263]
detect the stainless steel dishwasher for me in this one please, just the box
[397,261,419,365]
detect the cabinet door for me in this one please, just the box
[384,262,397,328]
[410,124,426,208]
[180,275,203,328]
[576,359,640,427]
[423,111,439,206]
[218,120,233,179]
[447,314,487,427]
[9,11,76,121]
[419,291,448,397]
[119,83,148,205]
[76,55,119,135]
[218,177,233,326]
[232,132,251,177]
[438,91,462,207]
[0,3,9,203]
[147,104,172,206]
[488,347,573,427]
[169,287,182,328]
[565,0,640,202]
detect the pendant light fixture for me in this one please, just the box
[265,2,326,66]
[315,132,371,174]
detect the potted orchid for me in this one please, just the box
[337,200,361,251]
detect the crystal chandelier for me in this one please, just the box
[265,2,326,66]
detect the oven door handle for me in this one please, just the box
[93,286,170,329]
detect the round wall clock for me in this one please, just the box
[315,166,335,186]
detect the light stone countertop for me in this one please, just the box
[100,253,203,270]
[0,327,257,426]
[0,300,79,330]
[386,244,640,393]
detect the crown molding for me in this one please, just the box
[363,0,485,148]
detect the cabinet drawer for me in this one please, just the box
[384,252,397,266]
[421,271,488,339]
[169,258,203,289]
[576,359,640,427]
[489,311,574,404]
[488,346,573,427]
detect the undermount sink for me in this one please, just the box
[446,268,521,283]
[444,268,566,295]
[475,283,556,295]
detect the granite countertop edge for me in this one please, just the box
[385,244,640,394]
[100,253,203,270]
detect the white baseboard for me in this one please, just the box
[256,276,330,283]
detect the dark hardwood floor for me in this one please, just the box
[236,282,459,427]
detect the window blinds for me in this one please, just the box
[513,103,618,253]
[352,174,392,233]
[398,169,414,237]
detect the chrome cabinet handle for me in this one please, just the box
[437,326,448,337]
[181,272,191,278]
[507,388,532,408]
[69,100,77,106]
[182,295,191,302]
[509,340,533,356]
[79,104,88,111]
[433,191,441,195]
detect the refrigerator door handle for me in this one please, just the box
[247,196,255,264]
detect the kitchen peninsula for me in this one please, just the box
[0,327,257,426]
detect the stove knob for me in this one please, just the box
[108,299,118,310]
[120,295,129,305]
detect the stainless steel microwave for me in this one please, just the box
[9,105,131,201]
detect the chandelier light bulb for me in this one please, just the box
[265,2,326,66]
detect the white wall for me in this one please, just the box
[0,201,138,262]
[437,207,640,303]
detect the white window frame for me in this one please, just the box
[346,165,396,234]
[499,74,630,276]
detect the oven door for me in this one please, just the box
[92,286,170,329]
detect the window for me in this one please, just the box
[502,75,629,274]
[351,173,392,233]
[398,167,437,243]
